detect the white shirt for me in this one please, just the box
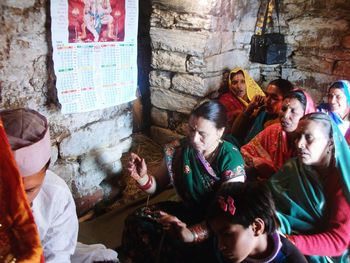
[72,242,119,263]
[32,170,78,263]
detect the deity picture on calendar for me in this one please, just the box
[68,0,125,43]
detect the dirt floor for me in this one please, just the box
[78,133,178,250]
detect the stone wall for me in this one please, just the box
[149,0,350,143]
[0,1,132,215]
[1,0,350,214]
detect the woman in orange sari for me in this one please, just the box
[0,119,43,262]
[241,89,315,180]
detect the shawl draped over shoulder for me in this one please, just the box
[268,119,350,262]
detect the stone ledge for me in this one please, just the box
[59,114,132,158]
[172,73,221,97]
[149,70,172,89]
[151,50,187,72]
[151,28,221,56]
[152,0,218,15]
[150,87,198,114]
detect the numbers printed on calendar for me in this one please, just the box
[51,0,138,114]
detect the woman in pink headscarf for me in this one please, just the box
[241,89,316,180]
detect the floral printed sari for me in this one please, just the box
[241,89,316,180]
[122,139,245,263]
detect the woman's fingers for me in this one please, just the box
[128,153,139,169]
[129,170,141,181]
[156,211,193,242]
[127,153,146,179]
[254,95,264,105]
[259,95,265,104]
[130,152,141,161]
[138,158,148,177]
[128,153,147,176]
[158,211,186,228]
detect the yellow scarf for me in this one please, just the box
[228,67,265,106]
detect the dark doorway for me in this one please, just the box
[134,0,152,134]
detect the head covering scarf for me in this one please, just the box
[228,67,265,106]
[243,88,315,144]
[332,116,350,204]
[269,113,350,262]
[330,80,350,103]
[241,89,316,179]
[0,108,51,177]
[320,80,350,138]
[296,88,316,115]
[0,119,44,262]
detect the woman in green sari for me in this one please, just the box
[122,101,245,262]
[268,112,350,262]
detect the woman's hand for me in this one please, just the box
[157,211,194,243]
[127,152,148,181]
[246,95,265,115]
[255,161,277,180]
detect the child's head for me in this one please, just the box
[207,182,277,263]
[1,108,51,204]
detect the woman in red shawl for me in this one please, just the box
[219,67,265,129]
[0,119,43,262]
[241,89,316,180]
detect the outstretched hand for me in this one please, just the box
[157,211,194,243]
[127,152,148,181]
[246,95,265,114]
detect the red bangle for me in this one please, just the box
[138,175,153,191]
[190,222,209,243]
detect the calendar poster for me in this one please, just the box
[50,0,138,114]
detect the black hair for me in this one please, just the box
[283,90,307,112]
[191,100,227,129]
[329,81,346,91]
[268,79,294,97]
[229,70,244,81]
[206,182,277,235]
[300,112,333,139]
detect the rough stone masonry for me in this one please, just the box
[147,0,350,144]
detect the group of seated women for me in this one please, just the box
[121,69,350,263]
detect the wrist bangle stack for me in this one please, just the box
[189,222,209,243]
[190,229,198,242]
[138,175,153,191]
